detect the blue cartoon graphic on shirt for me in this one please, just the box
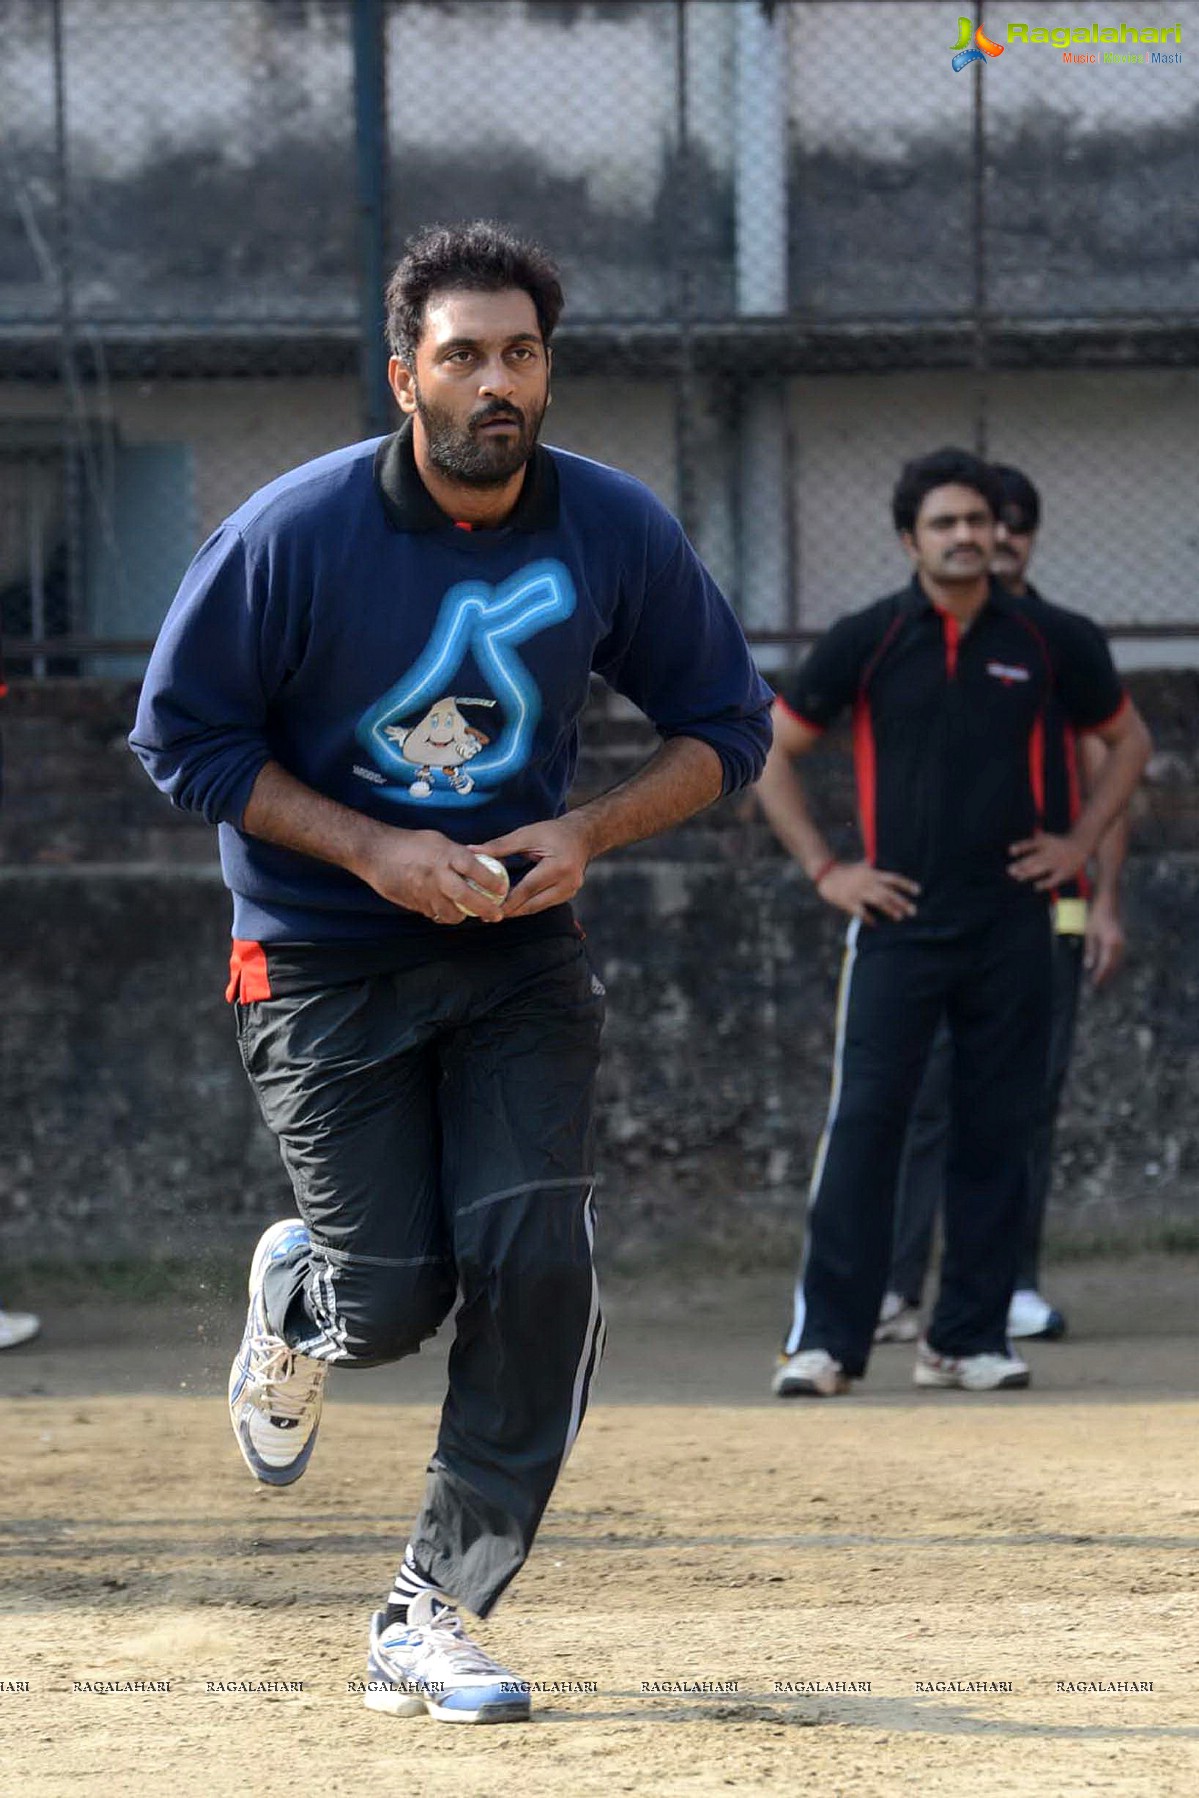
[355,559,576,806]
[385,695,495,797]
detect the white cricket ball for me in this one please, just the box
[454,853,510,917]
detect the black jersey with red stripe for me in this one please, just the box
[780,576,1124,923]
[1021,582,1093,902]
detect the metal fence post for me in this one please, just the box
[353,0,391,437]
[672,0,699,541]
[733,0,791,653]
[734,0,787,317]
[971,0,990,459]
[51,0,77,677]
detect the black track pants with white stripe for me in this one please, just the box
[235,934,606,1617]
[788,901,1053,1374]
[887,930,1085,1303]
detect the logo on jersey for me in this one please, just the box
[355,559,576,807]
[986,660,1031,685]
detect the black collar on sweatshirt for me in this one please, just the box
[373,418,559,534]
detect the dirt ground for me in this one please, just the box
[1,1255,1197,1797]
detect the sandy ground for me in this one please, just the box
[1,1257,1197,1797]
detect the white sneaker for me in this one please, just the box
[365,1591,531,1724]
[0,1308,40,1350]
[913,1337,1030,1391]
[1007,1288,1067,1340]
[228,1219,326,1486]
[771,1348,851,1398]
[874,1292,921,1343]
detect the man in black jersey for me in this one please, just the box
[875,465,1131,1349]
[758,448,1150,1395]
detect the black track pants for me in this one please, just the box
[787,903,1053,1374]
[888,931,1084,1302]
[235,935,606,1617]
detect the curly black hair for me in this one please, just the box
[891,448,1004,536]
[385,221,564,365]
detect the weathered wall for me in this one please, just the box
[1,676,1196,1267]
[4,1,1195,321]
[2,852,1196,1270]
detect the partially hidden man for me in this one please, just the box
[131,222,771,1722]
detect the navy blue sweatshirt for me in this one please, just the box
[131,425,772,945]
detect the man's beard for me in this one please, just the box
[415,388,547,488]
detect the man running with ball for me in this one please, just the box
[131,222,770,1723]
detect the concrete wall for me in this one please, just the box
[1,675,1196,1268]
[2,848,1196,1272]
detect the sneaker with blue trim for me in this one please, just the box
[228,1218,326,1487]
[1007,1288,1067,1341]
[364,1591,531,1724]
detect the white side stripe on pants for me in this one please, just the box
[785,917,861,1356]
[562,1187,604,1464]
[297,1260,350,1362]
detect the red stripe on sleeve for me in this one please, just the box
[1090,691,1130,733]
[774,693,827,734]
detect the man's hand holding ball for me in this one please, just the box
[454,852,510,918]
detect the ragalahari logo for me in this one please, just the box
[952,17,1005,69]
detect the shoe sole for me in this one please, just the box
[229,1406,321,1486]
[772,1376,850,1398]
[363,1688,428,1718]
[0,1327,40,1350]
[364,1688,530,1724]
[913,1365,1030,1391]
[424,1696,531,1724]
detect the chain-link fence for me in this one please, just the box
[1,0,1196,679]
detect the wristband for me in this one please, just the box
[812,855,838,888]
